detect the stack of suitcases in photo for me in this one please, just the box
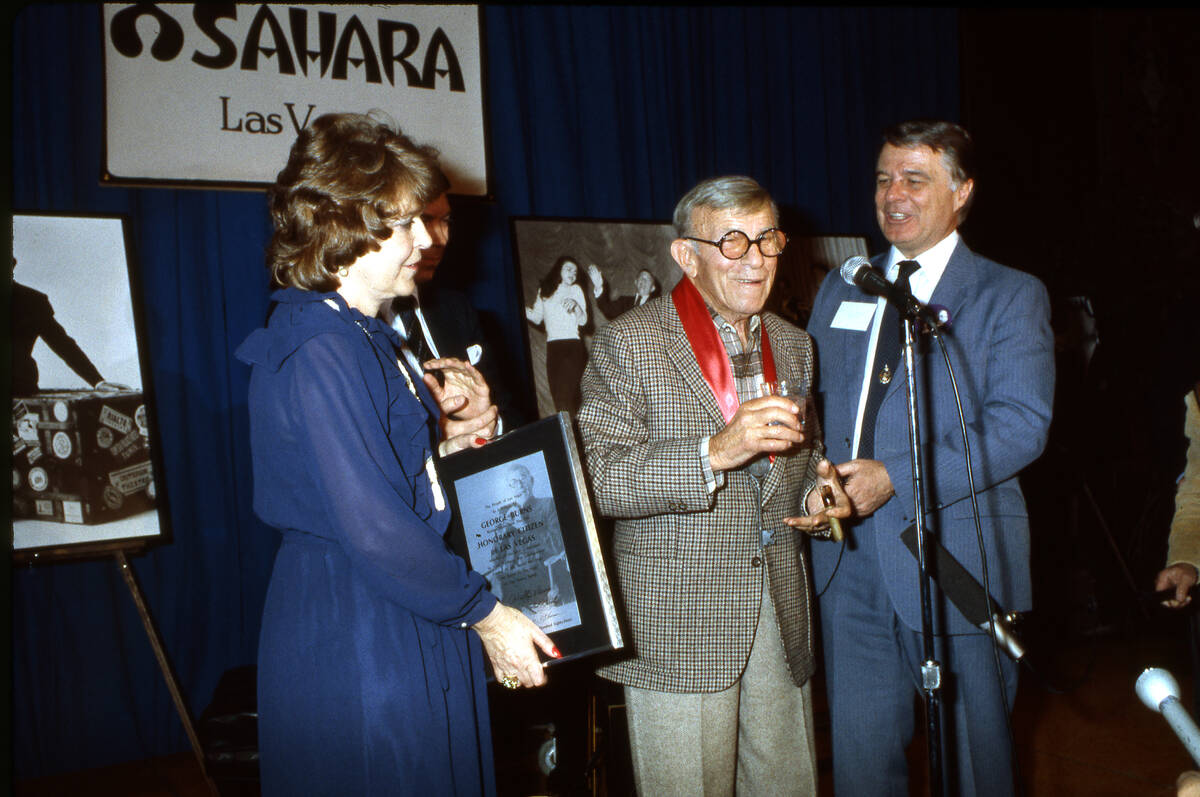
[12,389,156,526]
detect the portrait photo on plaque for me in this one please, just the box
[455,450,580,632]
[440,413,623,665]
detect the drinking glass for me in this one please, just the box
[760,379,815,446]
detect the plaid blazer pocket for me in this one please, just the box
[613,519,676,560]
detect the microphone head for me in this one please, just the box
[1136,667,1181,712]
[840,255,871,286]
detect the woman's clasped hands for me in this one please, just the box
[423,357,499,455]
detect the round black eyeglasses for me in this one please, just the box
[682,228,788,259]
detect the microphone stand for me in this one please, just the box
[900,313,945,797]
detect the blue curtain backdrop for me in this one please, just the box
[10,4,959,777]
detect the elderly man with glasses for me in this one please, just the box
[577,175,849,796]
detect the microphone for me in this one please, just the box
[1136,667,1200,766]
[840,255,949,330]
[899,525,1026,661]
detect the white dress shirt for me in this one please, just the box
[850,230,959,458]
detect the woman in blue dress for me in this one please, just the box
[237,112,557,796]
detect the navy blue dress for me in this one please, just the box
[236,289,499,796]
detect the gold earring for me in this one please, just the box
[337,266,350,278]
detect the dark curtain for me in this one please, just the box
[9,4,958,777]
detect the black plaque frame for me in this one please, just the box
[440,413,623,665]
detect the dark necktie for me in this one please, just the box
[395,300,432,365]
[857,259,920,459]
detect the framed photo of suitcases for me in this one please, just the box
[11,212,167,557]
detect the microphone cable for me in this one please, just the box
[930,327,1027,796]
[814,531,845,600]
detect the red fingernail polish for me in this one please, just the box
[475,437,488,446]
[552,646,563,658]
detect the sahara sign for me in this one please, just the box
[102,4,487,193]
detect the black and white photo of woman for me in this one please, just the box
[524,256,589,415]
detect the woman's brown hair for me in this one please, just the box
[265,112,449,291]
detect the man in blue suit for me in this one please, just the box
[806,120,1054,796]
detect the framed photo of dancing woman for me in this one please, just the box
[440,412,624,666]
[510,217,681,420]
[510,216,869,419]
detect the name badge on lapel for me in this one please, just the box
[830,301,876,331]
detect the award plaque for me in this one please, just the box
[440,413,624,665]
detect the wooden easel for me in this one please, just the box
[14,538,219,797]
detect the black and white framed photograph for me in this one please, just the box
[511,217,870,420]
[440,413,623,664]
[511,217,681,420]
[11,213,164,553]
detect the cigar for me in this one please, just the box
[820,484,844,543]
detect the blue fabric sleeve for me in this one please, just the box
[286,332,497,628]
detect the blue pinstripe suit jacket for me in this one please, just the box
[809,240,1054,632]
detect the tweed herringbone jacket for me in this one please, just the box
[577,295,821,692]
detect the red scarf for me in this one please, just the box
[671,277,777,424]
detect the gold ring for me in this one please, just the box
[500,675,520,689]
